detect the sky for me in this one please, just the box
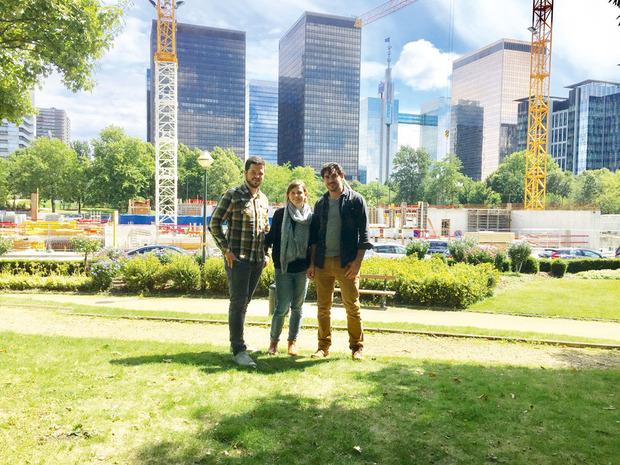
[35,0,620,142]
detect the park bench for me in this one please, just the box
[334,274,396,309]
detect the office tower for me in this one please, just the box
[0,116,35,157]
[247,80,278,164]
[420,97,451,160]
[451,39,530,178]
[450,100,484,179]
[359,97,399,183]
[147,22,245,158]
[36,108,71,144]
[278,12,361,178]
[516,80,620,173]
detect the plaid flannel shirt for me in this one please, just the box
[208,182,270,263]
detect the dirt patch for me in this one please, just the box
[1,306,619,370]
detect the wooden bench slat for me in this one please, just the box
[360,274,396,280]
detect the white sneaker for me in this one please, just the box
[232,351,257,368]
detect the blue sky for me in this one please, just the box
[36,0,620,141]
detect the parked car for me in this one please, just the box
[427,240,450,256]
[125,245,188,257]
[550,248,603,259]
[366,243,408,259]
[616,246,620,258]
[537,248,558,259]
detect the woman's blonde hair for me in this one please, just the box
[286,180,308,202]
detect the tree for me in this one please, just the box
[0,0,124,122]
[424,155,465,205]
[598,170,620,214]
[67,140,93,214]
[70,236,102,268]
[260,162,292,203]
[611,0,620,25]
[177,144,203,200]
[353,181,389,207]
[0,157,9,208]
[7,137,77,212]
[391,146,431,204]
[486,151,526,203]
[459,178,501,206]
[574,169,606,206]
[206,147,243,200]
[89,126,154,211]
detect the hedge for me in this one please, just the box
[0,259,86,276]
[539,258,620,274]
[0,273,92,291]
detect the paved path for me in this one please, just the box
[4,293,620,342]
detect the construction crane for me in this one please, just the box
[524,0,554,210]
[148,0,184,226]
[354,0,418,28]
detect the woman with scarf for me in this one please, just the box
[265,180,313,356]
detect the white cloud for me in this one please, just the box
[393,39,458,91]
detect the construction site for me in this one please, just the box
[1,0,619,257]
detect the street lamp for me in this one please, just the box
[197,150,214,264]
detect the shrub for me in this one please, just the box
[448,238,478,263]
[89,259,123,291]
[550,259,567,278]
[518,256,539,274]
[0,259,85,276]
[465,245,497,266]
[0,236,13,256]
[257,262,275,296]
[161,254,201,293]
[0,273,92,291]
[508,242,532,273]
[406,239,429,259]
[120,254,164,293]
[202,257,228,294]
[494,251,511,272]
[572,269,620,279]
[565,258,620,274]
[539,258,551,273]
[70,237,103,267]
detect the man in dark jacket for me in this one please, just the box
[308,162,373,360]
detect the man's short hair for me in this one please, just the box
[245,156,265,172]
[320,162,345,178]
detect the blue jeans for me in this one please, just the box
[270,268,308,343]
[225,258,264,355]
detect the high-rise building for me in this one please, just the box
[420,97,451,161]
[450,100,484,179]
[36,107,70,144]
[247,80,278,164]
[0,116,35,158]
[397,113,438,155]
[147,22,246,158]
[278,12,361,178]
[359,97,399,183]
[516,80,620,173]
[451,39,531,178]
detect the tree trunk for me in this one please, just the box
[51,198,56,213]
[78,197,82,215]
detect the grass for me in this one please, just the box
[470,274,620,321]
[1,331,618,464]
[1,295,618,346]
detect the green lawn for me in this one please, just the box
[470,275,620,321]
[1,332,618,464]
[2,296,618,345]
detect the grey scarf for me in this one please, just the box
[280,202,312,273]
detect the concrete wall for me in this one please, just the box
[427,208,468,238]
[510,210,601,249]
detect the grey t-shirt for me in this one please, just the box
[325,198,342,257]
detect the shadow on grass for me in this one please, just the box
[133,362,620,465]
[551,349,620,369]
[110,350,331,374]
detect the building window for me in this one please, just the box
[441,219,450,237]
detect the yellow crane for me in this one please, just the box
[524,0,554,210]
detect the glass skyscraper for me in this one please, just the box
[148,22,246,158]
[420,97,451,161]
[359,97,399,183]
[516,80,620,173]
[278,12,361,178]
[450,100,484,180]
[451,39,531,178]
[247,80,278,164]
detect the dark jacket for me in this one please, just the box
[265,207,311,273]
[310,187,373,268]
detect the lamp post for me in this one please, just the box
[197,150,214,264]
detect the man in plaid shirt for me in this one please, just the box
[209,156,270,368]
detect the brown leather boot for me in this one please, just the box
[267,341,278,356]
[287,340,298,356]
